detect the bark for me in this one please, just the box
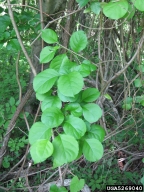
[25,0,67,113]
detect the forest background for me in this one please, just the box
[0,0,144,191]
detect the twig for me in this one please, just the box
[30,8,81,46]
[16,52,22,100]
[16,52,30,130]
[7,144,30,191]
[58,166,63,185]
[0,85,34,168]
[105,32,144,87]
[122,156,143,171]
[7,0,36,76]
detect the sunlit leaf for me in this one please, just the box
[30,139,53,164]
[64,103,83,117]
[82,88,100,102]
[33,69,59,94]
[76,0,89,7]
[90,2,101,15]
[82,103,102,123]
[70,176,85,192]
[41,29,58,44]
[70,31,87,52]
[132,0,144,11]
[40,46,59,63]
[58,72,83,97]
[29,122,52,145]
[82,138,103,161]
[86,124,105,142]
[41,96,62,111]
[52,134,79,167]
[134,78,142,87]
[63,115,86,139]
[41,107,64,128]
[103,0,129,20]
[50,185,67,192]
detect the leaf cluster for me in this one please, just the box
[29,29,105,168]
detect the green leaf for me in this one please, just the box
[90,2,101,15]
[33,69,59,94]
[7,39,21,51]
[76,140,83,160]
[64,103,83,117]
[86,124,105,142]
[70,176,85,192]
[0,15,10,33]
[70,31,87,52]
[41,107,64,128]
[11,106,16,113]
[71,64,91,77]
[82,88,100,102]
[85,121,91,131]
[41,29,58,44]
[50,185,68,192]
[63,115,86,139]
[137,65,144,72]
[50,54,76,74]
[103,0,129,20]
[134,96,143,103]
[40,46,59,63]
[58,72,84,97]
[4,31,10,39]
[82,103,102,123]
[104,93,112,100]
[134,78,142,87]
[122,103,132,110]
[124,97,133,104]
[41,96,62,112]
[50,54,68,72]
[2,161,10,169]
[30,139,53,164]
[71,60,96,76]
[58,91,80,102]
[132,0,144,11]
[76,0,89,7]
[82,60,97,72]
[123,3,135,20]
[82,138,103,161]
[140,100,144,106]
[29,122,52,145]
[9,97,15,106]
[84,8,91,13]
[52,134,79,167]
[36,91,52,101]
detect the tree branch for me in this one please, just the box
[0,84,34,168]
[7,0,37,76]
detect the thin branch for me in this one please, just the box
[0,85,34,168]
[7,0,36,76]
[107,32,144,85]
[122,156,143,171]
[16,52,22,100]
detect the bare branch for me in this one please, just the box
[7,0,37,76]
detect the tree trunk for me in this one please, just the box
[25,0,67,114]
